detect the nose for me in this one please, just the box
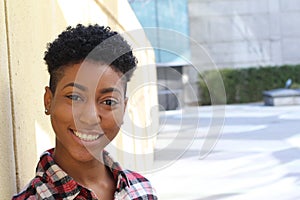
[77,102,101,126]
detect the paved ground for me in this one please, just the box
[147,103,300,200]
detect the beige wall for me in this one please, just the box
[0,0,17,197]
[0,0,158,198]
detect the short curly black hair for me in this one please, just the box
[44,24,137,93]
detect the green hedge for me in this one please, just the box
[198,65,300,105]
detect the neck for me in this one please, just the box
[53,146,110,186]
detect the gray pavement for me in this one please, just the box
[148,103,300,200]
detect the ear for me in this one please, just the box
[44,87,53,115]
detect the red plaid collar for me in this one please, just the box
[13,149,158,199]
[36,148,130,192]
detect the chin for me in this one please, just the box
[70,146,103,163]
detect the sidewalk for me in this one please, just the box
[148,104,300,200]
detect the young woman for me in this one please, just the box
[12,24,157,200]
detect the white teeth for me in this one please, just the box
[73,131,101,141]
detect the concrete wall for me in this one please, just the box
[0,0,17,197]
[0,0,158,198]
[189,0,300,69]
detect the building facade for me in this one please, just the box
[189,0,300,69]
[129,0,201,109]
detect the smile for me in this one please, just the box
[72,130,103,142]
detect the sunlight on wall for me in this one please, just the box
[35,121,54,156]
[57,0,108,25]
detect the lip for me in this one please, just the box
[69,128,104,142]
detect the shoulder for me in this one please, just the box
[12,149,56,199]
[122,169,158,200]
[103,151,158,199]
[12,175,78,200]
[124,169,152,185]
[12,177,43,199]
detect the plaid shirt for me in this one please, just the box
[12,149,157,200]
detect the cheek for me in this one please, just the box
[112,106,126,125]
[51,103,73,130]
[101,109,125,134]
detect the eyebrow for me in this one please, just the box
[63,82,123,96]
[62,82,87,91]
[100,87,122,95]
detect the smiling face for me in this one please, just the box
[44,60,127,162]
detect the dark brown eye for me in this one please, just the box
[102,99,118,106]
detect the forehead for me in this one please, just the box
[58,61,125,91]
